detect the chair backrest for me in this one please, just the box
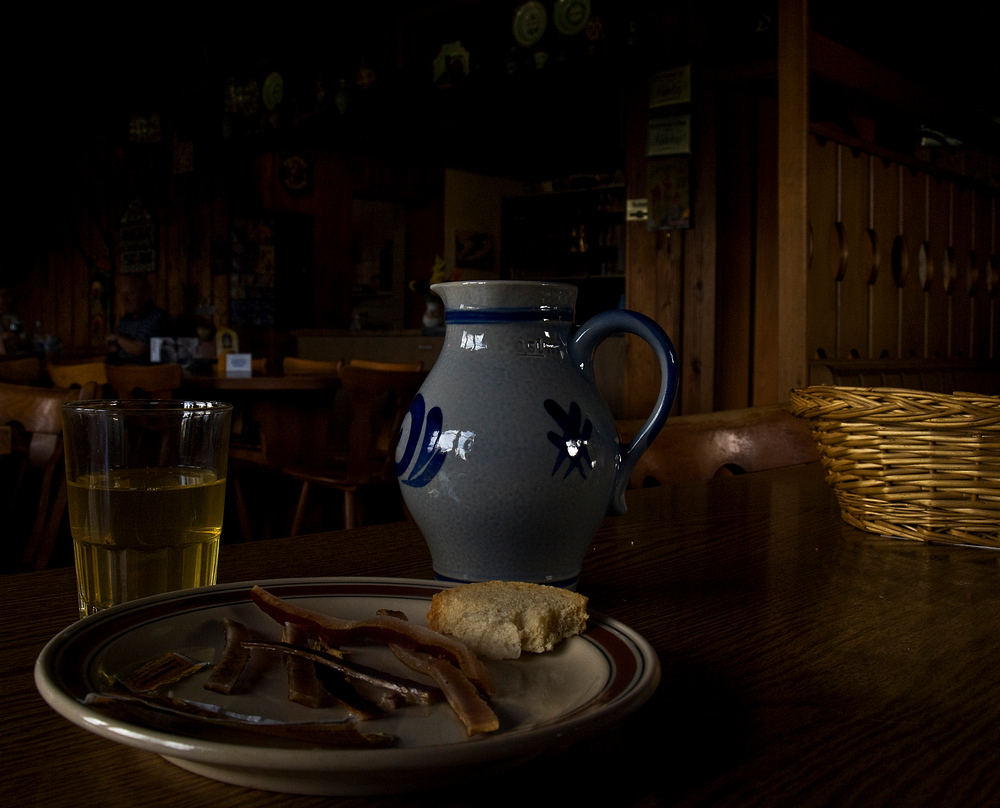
[0,381,94,437]
[0,356,41,384]
[105,363,183,398]
[620,403,821,488]
[347,359,424,372]
[0,381,100,571]
[283,356,343,376]
[48,359,108,389]
[337,364,426,477]
[809,358,1000,396]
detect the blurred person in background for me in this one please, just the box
[106,274,171,363]
[0,287,26,354]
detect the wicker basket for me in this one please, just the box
[789,386,1000,547]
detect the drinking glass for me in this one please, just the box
[61,400,232,618]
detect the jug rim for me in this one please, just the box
[431,280,578,315]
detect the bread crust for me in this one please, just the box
[427,581,589,660]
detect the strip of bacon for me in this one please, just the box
[242,641,443,706]
[282,623,327,708]
[281,623,385,719]
[203,618,252,695]
[389,644,500,735]
[123,652,206,693]
[250,585,494,697]
[83,692,395,748]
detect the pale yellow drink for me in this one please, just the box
[69,467,226,618]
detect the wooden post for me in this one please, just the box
[775,0,810,399]
[623,46,683,420]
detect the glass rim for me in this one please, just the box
[62,400,233,414]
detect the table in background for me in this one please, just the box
[181,373,341,393]
[5,463,1000,807]
[181,372,341,469]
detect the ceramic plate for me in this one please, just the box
[35,577,659,796]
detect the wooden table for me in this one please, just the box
[5,463,1000,807]
[181,373,341,470]
[181,373,341,393]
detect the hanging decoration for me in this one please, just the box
[119,200,156,274]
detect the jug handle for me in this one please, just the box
[570,309,678,515]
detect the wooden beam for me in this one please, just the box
[776,0,810,400]
[683,59,717,415]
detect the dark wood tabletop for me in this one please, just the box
[5,462,1000,807]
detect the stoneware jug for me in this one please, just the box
[395,281,677,588]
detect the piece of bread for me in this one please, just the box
[427,581,589,660]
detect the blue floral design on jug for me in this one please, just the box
[396,394,448,487]
[545,399,593,479]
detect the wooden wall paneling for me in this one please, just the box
[988,198,999,360]
[211,165,230,329]
[914,174,933,356]
[949,184,974,356]
[75,210,98,350]
[53,143,84,353]
[752,95,779,406]
[165,170,188,322]
[93,134,126,351]
[250,152,276,212]
[152,198,170,325]
[806,135,838,359]
[238,150,353,330]
[71,144,97,351]
[179,174,208,317]
[775,0,810,400]
[64,138,87,350]
[80,206,103,351]
[970,188,994,358]
[714,89,757,409]
[925,176,952,357]
[624,225,682,419]
[193,173,215,310]
[836,144,870,359]
[178,173,205,321]
[681,60,717,416]
[404,198,445,329]
[898,166,927,358]
[868,155,897,358]
[623,61,681,420]
[314,152,353,329]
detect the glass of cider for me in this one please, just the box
[61,400,233,618]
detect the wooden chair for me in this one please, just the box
[283,356,343,376]
[0,356,41,384]
[0,381,100,571]
[282,364,426,535]
[218,358,341,542]
[809,358,1000,397]
[48,359,108,389]
[105,363,183,398]
[619,403,821,488]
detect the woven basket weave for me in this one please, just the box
[789,386,1000,547]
